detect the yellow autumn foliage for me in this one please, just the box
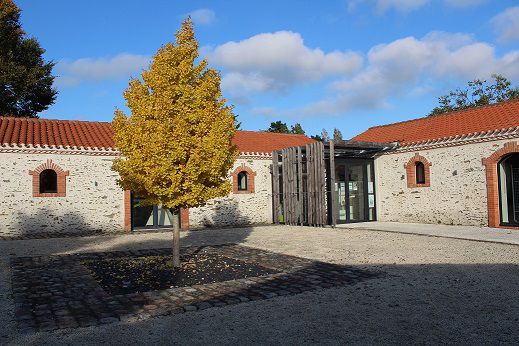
[112,18,238,210]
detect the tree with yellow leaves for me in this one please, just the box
[112,18,238,266]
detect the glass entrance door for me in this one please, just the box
[498,154,519,225]
[335,160,376,224]
[347,164,365,221]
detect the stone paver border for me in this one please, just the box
[10,244,380,332]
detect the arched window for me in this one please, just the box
[29,160,69,197]
[237,171,248,191]
[39,169,58,193]
[231,164,256,193]
[415,162,425,184]
[404,153,431,188]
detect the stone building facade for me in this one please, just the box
[188,153,273,228]
[374,137,517,226]
[354,100,519,229]
[0,149,123,237]
[0,117,313,237]
[2,100,518,236]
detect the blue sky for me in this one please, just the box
[17,0,519,138]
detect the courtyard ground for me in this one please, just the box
[1,225,518,345]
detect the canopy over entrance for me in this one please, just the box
[271,140,394,227]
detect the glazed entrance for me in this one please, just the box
[335,159,376,223]
[272,140,390,227]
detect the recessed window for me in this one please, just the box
[415,162,425,184]
[39,169,58,193]
[29,160,69,197]
[405,154,431,188]
[237,171,248,191]
[232,164,256,194]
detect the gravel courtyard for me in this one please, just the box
[1,225,518,345]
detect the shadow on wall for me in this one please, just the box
[13,207,98,238]
[200,198,251,229]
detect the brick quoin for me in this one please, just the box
[482,141,519,229]
[28,159,69,197]
[124,190,132,232]
[404,153,432,188]
[180,208,189,230]
[230,163,256,194]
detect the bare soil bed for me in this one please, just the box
[82,249,280,295]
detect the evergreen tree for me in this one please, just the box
[267,120,290,133]
[0,0,57,117]
[112,18,238,266]
[290,123,305,135]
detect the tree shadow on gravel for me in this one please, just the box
[9,262,519,345]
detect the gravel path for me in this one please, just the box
[2,225,518,345]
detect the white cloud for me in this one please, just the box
[56,54,149,86]
[376,0,429,13]
[205,31,363,100]
[188,9,215,25]
[443,0,485,7]
[281,31,519,117]
[221,72,273,94]
[491,6,519,43]
[349,0,484,14]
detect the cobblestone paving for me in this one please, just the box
[10,244,380,332]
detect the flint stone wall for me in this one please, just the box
[374,138,513,226]
[0,152,124,237]
[188,157,273,228]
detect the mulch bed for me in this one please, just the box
[10,244,381,332]
[83,248,280,295]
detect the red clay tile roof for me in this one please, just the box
[352,99,519,145]
[0,117,115,150]
[232,130,314,153]
[0,116,314,153]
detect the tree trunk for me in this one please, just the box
[172,208,180,267]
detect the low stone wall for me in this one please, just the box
[0,152,124,237]
[374,138,514,226]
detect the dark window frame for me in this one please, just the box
[237,171,248,191]
[39,169,58,193]
[415,162,426,185]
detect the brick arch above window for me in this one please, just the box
[231,163,256,194]
[482,141,519,228]
[29,159,69,197]
[404,153,432,188]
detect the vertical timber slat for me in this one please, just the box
[319,141,326,226]
[290,148,298,225]
[287,147,293,225]
[272,151,279,224]
[274,142,330,228]
[306,144,312,226]
[329,141,337,227]
[297,146,303,225]
[316,142,321,226]
[282,149,288,224]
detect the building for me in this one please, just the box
[353,100,519,228]
[2,100,518,237]
[0,116,313,237]
[271,99,519,230]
